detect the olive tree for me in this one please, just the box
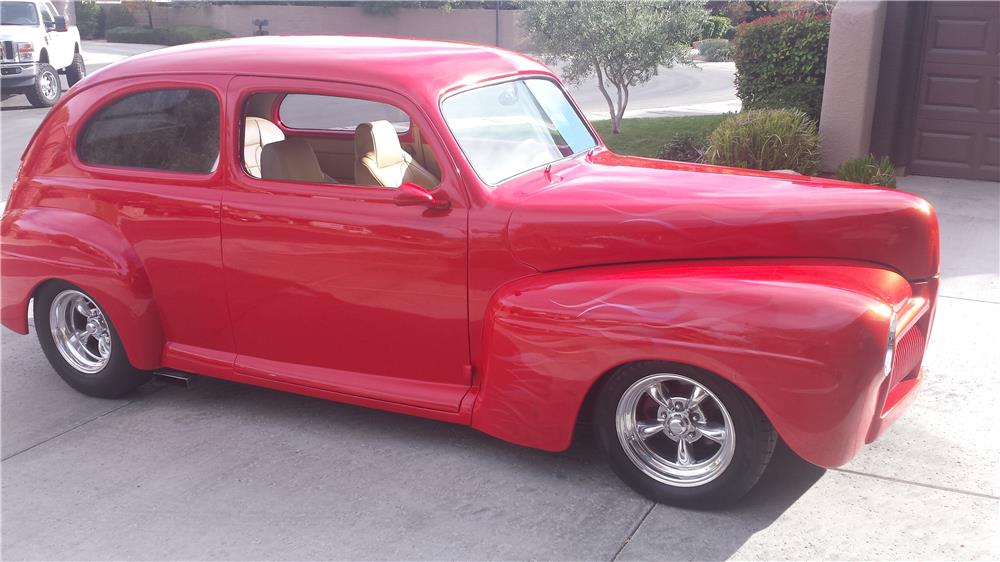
[522,0,706,133]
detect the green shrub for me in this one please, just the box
[74,1,101,39]
[706,109,821,175]
[733,14,830,122]
[105,25,232,46]
[658,134,707,163]
[699,38,732,62]
[837,154,897,187]
[750,82,824,121]
[700,15,731,39]
[161,25,233,45]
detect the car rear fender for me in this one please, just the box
[471,261,911,467]
[1,207,165,370]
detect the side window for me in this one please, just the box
[278,94,410,132]
[45,2,59,19]
[241,92,439,190]
[39,2,53,24]
[78,88,220,174]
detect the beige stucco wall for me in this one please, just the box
[139,4,531,51]
[818,1,888,171]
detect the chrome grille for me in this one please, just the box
[889,324,926,388]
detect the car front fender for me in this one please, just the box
[471,261,911,467]
[1,207,165,369]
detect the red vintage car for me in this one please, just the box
[1,36,939,507]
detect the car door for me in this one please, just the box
[37,2,67,68]
[221,76,472,414]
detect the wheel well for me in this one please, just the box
[38,48,48,63]
[74,43,80,53]
[574,361,630,429]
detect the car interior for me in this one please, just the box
[242,92,441,189]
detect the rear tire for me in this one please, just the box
[66,52,86,87]
[34,281,151,398]
[24,63,61,108]
[594,361,776,508]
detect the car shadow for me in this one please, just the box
[130,375,826,560]
[0,103,37,112]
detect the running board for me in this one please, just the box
[153,368,198,389]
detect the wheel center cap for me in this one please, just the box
[666,415,688,436]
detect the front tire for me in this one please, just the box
[66,52,86,87]
[24,63,61,108]
[594,361,776,508]
[34,281,151,398]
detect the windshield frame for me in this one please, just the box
[439,75,600,188]
[1,1,40,26]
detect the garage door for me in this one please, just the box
[910,2,999,181]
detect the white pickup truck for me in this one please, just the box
[1,0,85,107]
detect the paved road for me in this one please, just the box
[1,41,735,199]
[1,42,161,200]
[2,176,997,559]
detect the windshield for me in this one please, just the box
[442,78,597,185]
[1,2,39,25]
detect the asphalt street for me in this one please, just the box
[1,41,998,561]
[1,42,161,200]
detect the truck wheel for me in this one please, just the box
[66,52,86,87]
[24,63,61,108]
[34,281,151,398]
[594,361,776,508]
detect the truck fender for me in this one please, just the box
[1,207,165,370]
[471,262,910,467]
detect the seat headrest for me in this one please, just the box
[355,120,405,168]
[245,116,284,148]
[260,138,326,183]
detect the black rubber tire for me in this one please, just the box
[594,361,776,509]
[34,281,151,398]
[24,63,61,108]
[66,52,86,87]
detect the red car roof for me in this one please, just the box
[85,35,555,102]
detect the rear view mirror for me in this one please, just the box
[53,16,68,32]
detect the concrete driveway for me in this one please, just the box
[2,174,998,559]
[1,40,998,562]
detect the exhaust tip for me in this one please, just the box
[153,369,198,389]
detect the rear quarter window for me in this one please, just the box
[77,88,220,174]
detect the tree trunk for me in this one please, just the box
[594,62,619,133]
[616,85,630,127]
[146,8,153,29]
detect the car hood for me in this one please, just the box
[505,152,939,280]
[0,25,39,43]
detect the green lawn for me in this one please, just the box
[589,114,729,158]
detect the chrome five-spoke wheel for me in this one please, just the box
[615,373,735,487]
[38,69,58,101]
[36,282,151,398]
[49,289,112,374]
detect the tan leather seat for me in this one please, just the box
[355,121,437,189]
[244,117,285,178]
[260,138,328,183]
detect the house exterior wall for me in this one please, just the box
[818,0,888,172]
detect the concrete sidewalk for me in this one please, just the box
[2,176,997,560]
